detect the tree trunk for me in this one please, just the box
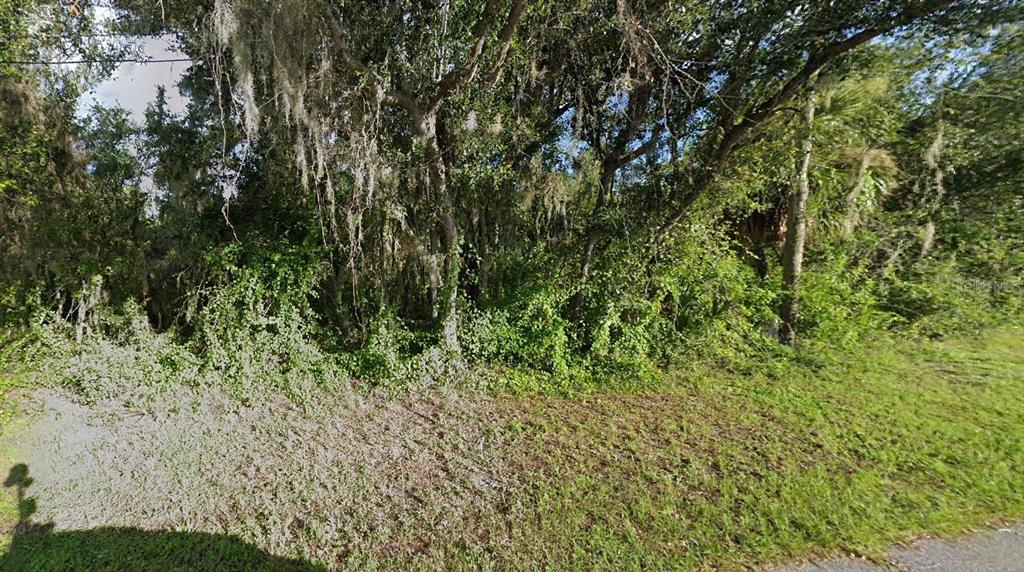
[420,114,461,353]
[780,74,818,345]
[579,162,616,284]
[921,100,945,259]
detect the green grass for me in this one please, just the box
[0,369,24,557]
[0,326,1021,570]
[478,326,1024,569]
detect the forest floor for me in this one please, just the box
[0,326,1021,570]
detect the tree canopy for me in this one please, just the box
[1,0,1021,389]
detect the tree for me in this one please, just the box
[779,73,818,344]
[198,0,527,352]
[4,0,1017,364]
[655,0,1015,237]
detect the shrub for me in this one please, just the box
[797,254,892,348]
[877,258,1016,338]
[190,241,348,397]
[10,302,197,403]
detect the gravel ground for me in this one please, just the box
[776,524,1024,571]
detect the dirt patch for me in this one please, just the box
[2,386,514,567]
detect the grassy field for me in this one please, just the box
[489,327,1024,569]
[0,326,1021,570]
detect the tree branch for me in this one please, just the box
[482,0,527,89]
[614,125,663,169]
[658,0,958,236]
[326,6,421,116]
[428,0,499,112]
[610,81,654,160]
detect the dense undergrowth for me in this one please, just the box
[2,192,1020,403]
[1,234,1018,404]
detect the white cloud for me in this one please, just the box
[82,36,190,121]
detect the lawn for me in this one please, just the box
[0,326,1021,570]
[488,327,1024,569]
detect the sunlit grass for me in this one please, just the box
[486,326,1024,569]
[0,326,1020,569]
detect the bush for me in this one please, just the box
[3,215,1015,401]
[583,224,779,369]
[797,254,892,349]
[463,225,785,393]
[878,258,1016,338]
[10,302,197,403]
[189,241,348,398]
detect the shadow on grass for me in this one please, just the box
[1,464,323,571]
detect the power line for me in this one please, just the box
[2,31,170,39]
[1,57,192,65]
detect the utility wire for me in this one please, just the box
[2,31,170,39]
[1,57,192,65]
